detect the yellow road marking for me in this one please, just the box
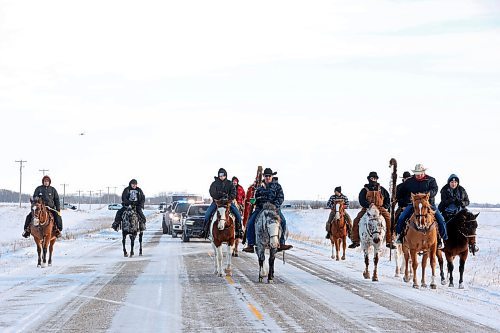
[248,303,263,320]
[225,276,234,284]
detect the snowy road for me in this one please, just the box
[0,214,497,333]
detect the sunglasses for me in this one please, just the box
[219,174,226,177]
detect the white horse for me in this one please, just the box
[359,204,386,281]
[209,200,235,277]
[255,203,281,283]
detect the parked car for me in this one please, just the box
[63,203,77,210]
[181,204,209,242]
[108,203,123,210]
[162,201,191,237]
[158,202,167,212]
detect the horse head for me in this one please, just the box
[214,199,232,231]
[364,204,385,244]
[333,199,345,222]
[453,210,479,238]
[410,193,435,230]
[259,203,281,249]
[31,197,48,226]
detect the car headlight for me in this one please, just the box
[169,213,174,218]
[185,220,194,225]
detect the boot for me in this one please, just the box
[202,221,210,239]
[386,242,396,249]
[235,220,243,239]
[22,229,30,238]
[277,244,293,252]
[242,245,254,253]
[396,233,404,244]
[437,237,443,249]
[325,232,330,239]
[348,242,360,249]
[54,228,62,239]
[469,243,479,254]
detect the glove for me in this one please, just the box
[454,199,462,206]
[57,210,61,216]
[112,223,118,231]
[249,198,256,205]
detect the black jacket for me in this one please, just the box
[398,175,439,206]
[396,182,411,208]
[121,186,145,209]
[209,177,236,201]
[438,184,469,213]
[358,182,390,210]
[33,185,60,211]
[255,181,284,209]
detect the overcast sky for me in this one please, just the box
[1,0,499,203]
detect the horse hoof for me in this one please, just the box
[258,277,263,283]
[139,253,143,256]
[459,283,464,289]
[413,284,419,289]
[336,257,339,261]
[372,276,378,282]
[124,253,128,257]
[430,284,437,290]
[403,277,409,283]
[441,279,446,285]
[218,273,223,277]
[341,256,345,260]
[37,264,41,268]
[48,263,52,267]
[234,253,238,257]
[421,283,427,288]
[449,283,454,288]
[267,279,273,284]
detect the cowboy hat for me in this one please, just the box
[411,164,427,175]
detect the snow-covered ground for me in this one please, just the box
[0,204,498,331]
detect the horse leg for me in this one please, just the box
[122,234,128,257]
[421,253,428,288]
[216,245,223,277]
[139,232,143,256]
[447,257,454,288]
[458,254,466,289]
[225,243,233,276]
[341,236,346,260]
[403,249,410,282]
[437,249,446,285]
[36,241,42,268]
[372,251,379,281]
[268,250,276,283]
[129,234,135,257]
[395,245,401,277]
[335,239,340,261]
[430,249,437,289]
[363,250,370,279]
[41,240,48,268]
[411,250,419,288]
[48,238,55,266]
[331,243,335,260]
[211,242,218,275]
[232,239,239,257]
[258,258,265,283]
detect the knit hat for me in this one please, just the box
[42,175,51,185]
[218,168,227,177]
[367,171,379,180]
[263,168,277,176]
[447,174,459,184]
[334,186,341,193]
[129,179,138,186]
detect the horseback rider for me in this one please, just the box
[325,186,352,239]
[438,174,478,253]
[394,171,412,222]
[242,168,293,253]
[111,179,146,231]
[232,176,246,211]
[349,172,396,249]
[22,175,63,238]
[395,164,448,248]
[202,168,244,239]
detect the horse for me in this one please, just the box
[232,201,244,257]
[255,203,281,283]
[121,206,143,257]
[359,204,386,281]
[402,193,438,289]
[393,206,411,278]
[329,199,347,261]
[29,197,57,268]
[437,209,479,289]
[210,199,235,277]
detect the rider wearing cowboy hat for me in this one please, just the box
[395,164,448,248]
[22,175,63,238]
[242,168,293,253]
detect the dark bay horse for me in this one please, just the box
[255,203,281,283]
[30,197,57,267]
[121,206,143,257]
[403,193,438,289]
[437,209,479,289]
[210,199,235,277]
[329,199,347,261]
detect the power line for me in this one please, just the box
[61,183,69,209]
[38,169,49,176]
[14,160,27,208]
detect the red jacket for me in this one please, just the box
[236,185,246,206]
[243,185,256,227]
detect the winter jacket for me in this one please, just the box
[33,185,60,211]
[235,185,246,205]
[438,185,469,214]
[327,194,349,209]
[121,186,145,209]
[358,182,390,210]
[255,181,284,209]
[209,177,236,201]
[398,175,439,206]
[396,182,411,208]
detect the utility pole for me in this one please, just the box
[97,189,102,207]
[15,160,27,208]
[113,187,117,204]
[106,186,111,204]
[61,183,69,209]
[88,190,93,210]
[38,169,49,176]
[77,190,83,210]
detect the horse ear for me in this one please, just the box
[425,193,430,200]
[411,193,415,199]
[474,212,480,218]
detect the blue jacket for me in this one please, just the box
[255,182,284,209]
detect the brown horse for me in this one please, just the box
[29,197,57,268]
[329,199,347,261]
[437,209,479,289]
[210,199,235,277]
[232,201,244,257]
[403,193,438,289]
